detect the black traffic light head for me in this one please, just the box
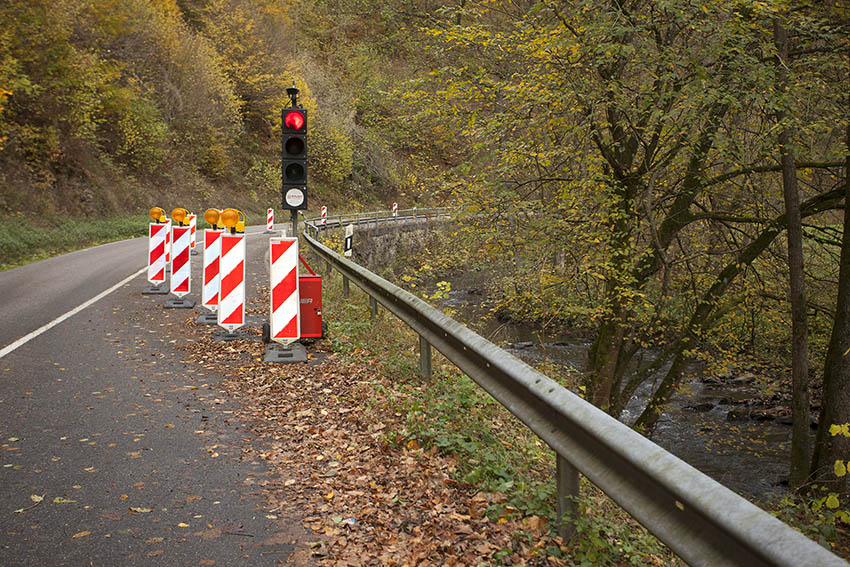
[281,108,308,210]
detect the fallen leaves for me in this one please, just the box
[183,333,566,567]
[129,506,152,514]
[71,531,91,539]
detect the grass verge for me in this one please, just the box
[0,213,153,271]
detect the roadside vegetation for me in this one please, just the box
[0,213,151,270]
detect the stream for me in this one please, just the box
[432,272,792,502]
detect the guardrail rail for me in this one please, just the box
[302,210,847,567]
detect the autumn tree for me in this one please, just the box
[403,0,847,465]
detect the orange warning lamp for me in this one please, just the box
[149,207,166,223]
[220,208,240,233]
[204,208,221,227]
[171,207,188,225]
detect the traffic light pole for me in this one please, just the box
[291,209,298,239]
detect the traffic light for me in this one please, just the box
[281,108,307,210]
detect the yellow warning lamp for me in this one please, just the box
[204,208,221,230]
[149,207,166,223]
[171,207,188,226]
[236,210,246,234]
[220,208,241,234]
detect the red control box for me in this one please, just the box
[299,275,323,338]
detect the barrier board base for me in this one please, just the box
[264,342,307,363]
[142,284,169,295]
[164,298,196,309]
[264,229,278,234]
[213,330,249,342]
[191,250,199,256]
[196,312,218,324]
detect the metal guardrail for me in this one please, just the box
[304,207,452,235]
[302,214,848,567]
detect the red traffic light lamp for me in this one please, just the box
[284,110,305,131]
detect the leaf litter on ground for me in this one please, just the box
[179,308,567,566]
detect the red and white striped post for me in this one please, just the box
[144,223,169,294]
[267,208,275,232]
[197,229,223,323]
[392,202,398,217]
[166,223,195,308]
[321,206,327,226]
[188,213,197,252]
[269,238,300,342]
[217,233,246,334]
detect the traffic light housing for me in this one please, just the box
[281,108,307,210]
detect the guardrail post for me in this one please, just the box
[556,454,579,542]
[342,275,350,298]
[419,335,432,379]
[370,296,378,320]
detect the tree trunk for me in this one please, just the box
[774,19,812,491]
[811,118,850,493]
[584,308,625,412]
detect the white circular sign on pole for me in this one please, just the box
[285,188,305,208]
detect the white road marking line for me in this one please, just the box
[0,266,147,360]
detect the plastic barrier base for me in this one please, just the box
[196,312,218,324]
[213,330,249,342]
[264,342,307,363]
[164,298,196,309]
[142,284,169,295]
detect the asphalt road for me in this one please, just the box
[0,226,297,566]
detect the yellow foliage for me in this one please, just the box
[826,493,840,510]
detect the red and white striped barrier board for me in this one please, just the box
[269,237,300,342]
[321,206,327,225]
[165,220,171,263]
[392,202,398,217]
[147,223,168,284]
[217,233,246,331]
[267,208,274,231]
[188,214,197,250]
[202,229,223,311]
[170,225,192,297]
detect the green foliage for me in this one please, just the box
[565,490,674,567]
[772,491,848,550]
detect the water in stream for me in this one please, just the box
[433,273,791,502]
